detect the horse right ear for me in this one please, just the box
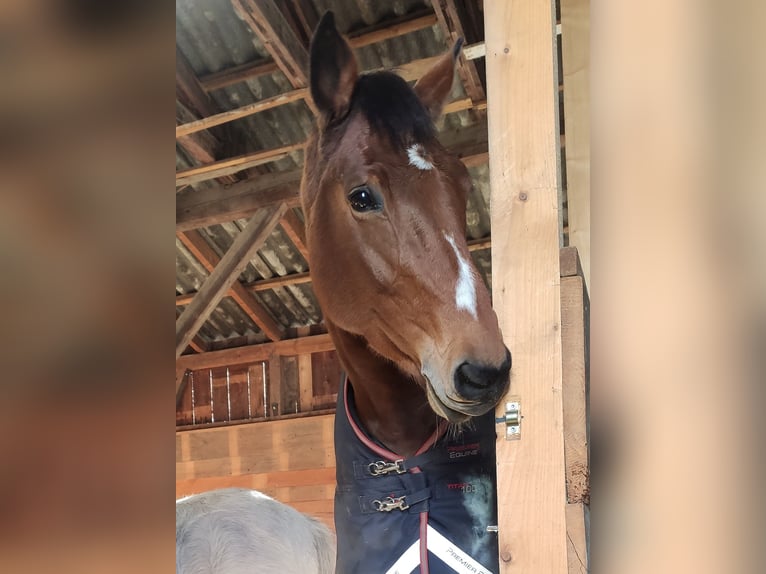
[310,12,358,126]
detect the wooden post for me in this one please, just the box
[560,247,589,573]
[561,0,591,290]
[486,0,567,571]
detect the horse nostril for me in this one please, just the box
[454,351,511,401]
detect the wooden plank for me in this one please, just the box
[279,208,310,262]
[192,369,212,425]
[175,204,288,357]
[561,0,591,290]
[176,170,303,232]
[267,354,282,417]
[177,333,335,371]
[249,363,267,419]
[227,365,251,421]
[211,367,231,423]
[200,59,279,92]
[297,326,314,413]
[175,142,305,187]
[176,88,309,138]
[176,271,313,305]
[280,355,299,415]
[561,275,589,504]
[566,503,588,574]
[432,0,485,102]
[486,0,567,571]
[176,47,217,119]
[177,230,285,342]
[232,0,310,88]
[559,245,583,278]
[348,11,437,48]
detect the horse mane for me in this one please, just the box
[325,71,436,149]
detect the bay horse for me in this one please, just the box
[303,12,511,574]
[176,488,336,574]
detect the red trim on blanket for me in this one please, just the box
[343,377,447,461]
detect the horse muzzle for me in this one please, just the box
[422,347,511,422]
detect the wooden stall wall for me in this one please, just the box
[176,414,336,530]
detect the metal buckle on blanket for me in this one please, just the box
[372,496,410,512]
[367,459,406,476]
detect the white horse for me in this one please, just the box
[176,488,336,574]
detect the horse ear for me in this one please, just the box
[414,38,463,120]
[310,12,358,125]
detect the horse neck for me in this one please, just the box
[327,322,439,457]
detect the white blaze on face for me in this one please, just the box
[407,143,434,171]
[445,234,478,319]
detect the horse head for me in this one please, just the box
[301,12,510,424]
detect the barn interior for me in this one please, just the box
[175,1,589,561]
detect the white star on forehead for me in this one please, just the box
[406,143,434,171]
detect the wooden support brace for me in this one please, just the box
[279,208,309,262]
[175,204,288,357]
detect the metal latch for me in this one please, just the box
[498,398,521,440]
[373,496,410,512]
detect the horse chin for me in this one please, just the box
[423,376,491,423]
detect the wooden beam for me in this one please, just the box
[200,59,279,92]
[486,0,567,571]
[177,229,286,342]
[348,10,437,48]
[176,333,334,372]
[176,204,288,357]
[561,269,589,504]
[232,0,309,88]
[279,208,309,262]
[561,0,591,290]
[175,142,305,187]
[432,1,485,102]
[176,89,308,138]
[566,503,589,574]
[177,182,301,234]
[176,47,218,119]
[177,271,313,306]
[197,10,438,92]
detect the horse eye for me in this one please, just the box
[348,186,382,213]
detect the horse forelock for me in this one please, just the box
[318,71,436,155]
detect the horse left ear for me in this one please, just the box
[310,11,358,126]
[414,38,463,120]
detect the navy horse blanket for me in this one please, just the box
[334,379,499,574]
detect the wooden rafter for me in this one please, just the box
[431,0,485,103]
[176,89,308,138]
[177,228,286,344]
[232,0,309,88]
[279,208,309,262]
[175,141,305,187]
[175,204,289,357]
[198,9,438,92]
